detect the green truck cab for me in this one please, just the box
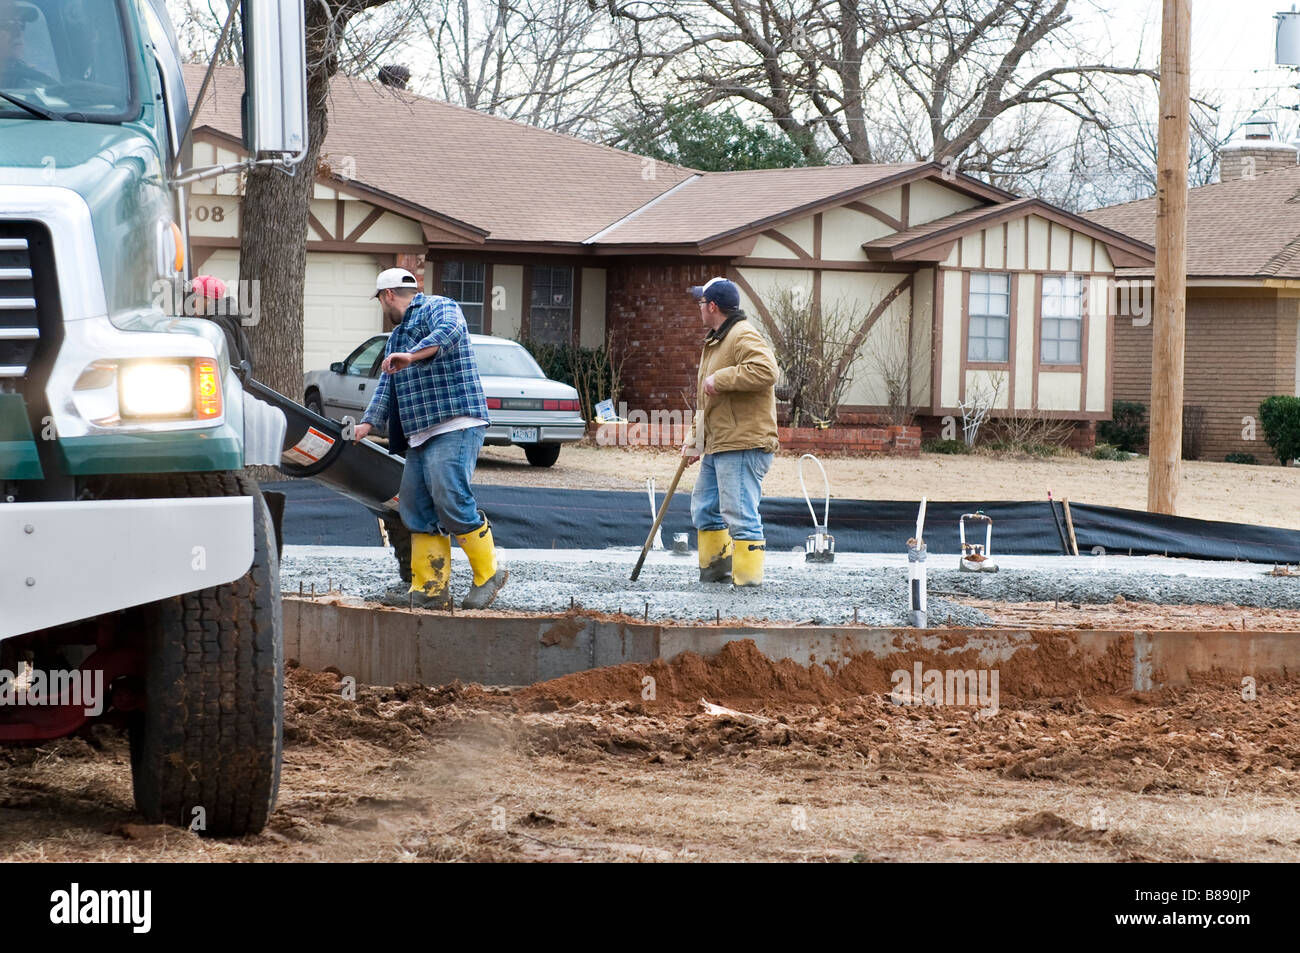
[0,0,305,836]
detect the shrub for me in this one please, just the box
[1097,400,1147,452]
[1224,452,1258,465]
[1091,443,1129,461]
[923,438,970,455]
[1259,395,1300,465]
[520,337,624,422]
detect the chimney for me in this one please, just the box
[378,65,411,90]
[1219,111,1297,183]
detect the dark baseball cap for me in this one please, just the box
[689,277,740,310]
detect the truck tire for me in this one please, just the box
[382,515,412,586]
[524,443,561,467]
[129,473,283,837]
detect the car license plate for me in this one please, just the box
[511,426,539,443]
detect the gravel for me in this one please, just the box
[280,544,1300,626]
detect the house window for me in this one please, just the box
[529,266,573,346]
[442,261,485,334]
[967,272,1010,363]
[1041,275,1083,365]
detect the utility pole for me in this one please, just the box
[1148,0,1191,515]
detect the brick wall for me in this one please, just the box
[606,261,719,413]
[1112,294,1299,461]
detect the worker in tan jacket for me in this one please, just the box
[681,277,780,586]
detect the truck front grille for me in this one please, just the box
[0,231,39,378]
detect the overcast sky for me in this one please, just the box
[1098,0,1300,135]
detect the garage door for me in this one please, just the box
[194,250,383,373]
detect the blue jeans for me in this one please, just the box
[398,425,486,536]
[691,448,773,541]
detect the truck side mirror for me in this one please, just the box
[240,0,308,158]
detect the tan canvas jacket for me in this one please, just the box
[685,315,780,455]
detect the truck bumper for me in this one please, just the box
[0,496,254,640]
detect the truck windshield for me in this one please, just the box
[0,0,136,121]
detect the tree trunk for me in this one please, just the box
[238,1,369,403]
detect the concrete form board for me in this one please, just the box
[284,598,1300,693]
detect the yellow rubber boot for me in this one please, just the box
[732,539,766,587]
[456,518,508,610]
[383,532,451,609]
[697,528,734,583]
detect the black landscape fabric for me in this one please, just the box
[272,480,1300,563]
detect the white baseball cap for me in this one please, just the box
[374,267,419,297]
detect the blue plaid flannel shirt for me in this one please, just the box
[362,294,489,433]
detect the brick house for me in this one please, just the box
[187,65,1152,446]
[1086,117,1300,462]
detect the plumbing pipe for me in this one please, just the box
[798,453,835,562]
[647,477,664,551]
[908,497,927,627]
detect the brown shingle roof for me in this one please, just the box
[1084,166,1300,279]
[184,64,696,244]
[591,163,931,246]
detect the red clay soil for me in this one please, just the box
[515,636,1139,712]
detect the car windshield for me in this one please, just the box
[348,336,387,375]
[476,343,546,379]
[0,0,136,121]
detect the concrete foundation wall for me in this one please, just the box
[284,598,1300,694]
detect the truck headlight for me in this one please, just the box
[74,358,224,425]
[120,361,193,417]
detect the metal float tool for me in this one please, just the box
[646,477,665,550]
[959,511,998,572]
[798,453,835,563]
[907,497,928,628]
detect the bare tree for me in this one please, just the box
[861,307,930,426]
[768,279,912,428]
[395,0,646,139]
[607,0,1154,182]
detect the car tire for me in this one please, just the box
[524,443,561,467]
[305,390,323,417]
[129,472,283,837]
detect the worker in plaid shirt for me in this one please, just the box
[354,268,507,610]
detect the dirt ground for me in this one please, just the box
[3,642,1298,863]
[474,444,1300,531]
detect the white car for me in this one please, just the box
[303,333,586,466]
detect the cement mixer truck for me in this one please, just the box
[0,0,312,836]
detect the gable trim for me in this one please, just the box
[865,198,1155,265]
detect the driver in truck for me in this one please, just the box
[0,0,50,88]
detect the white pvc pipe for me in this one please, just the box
[909,498,927,627]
